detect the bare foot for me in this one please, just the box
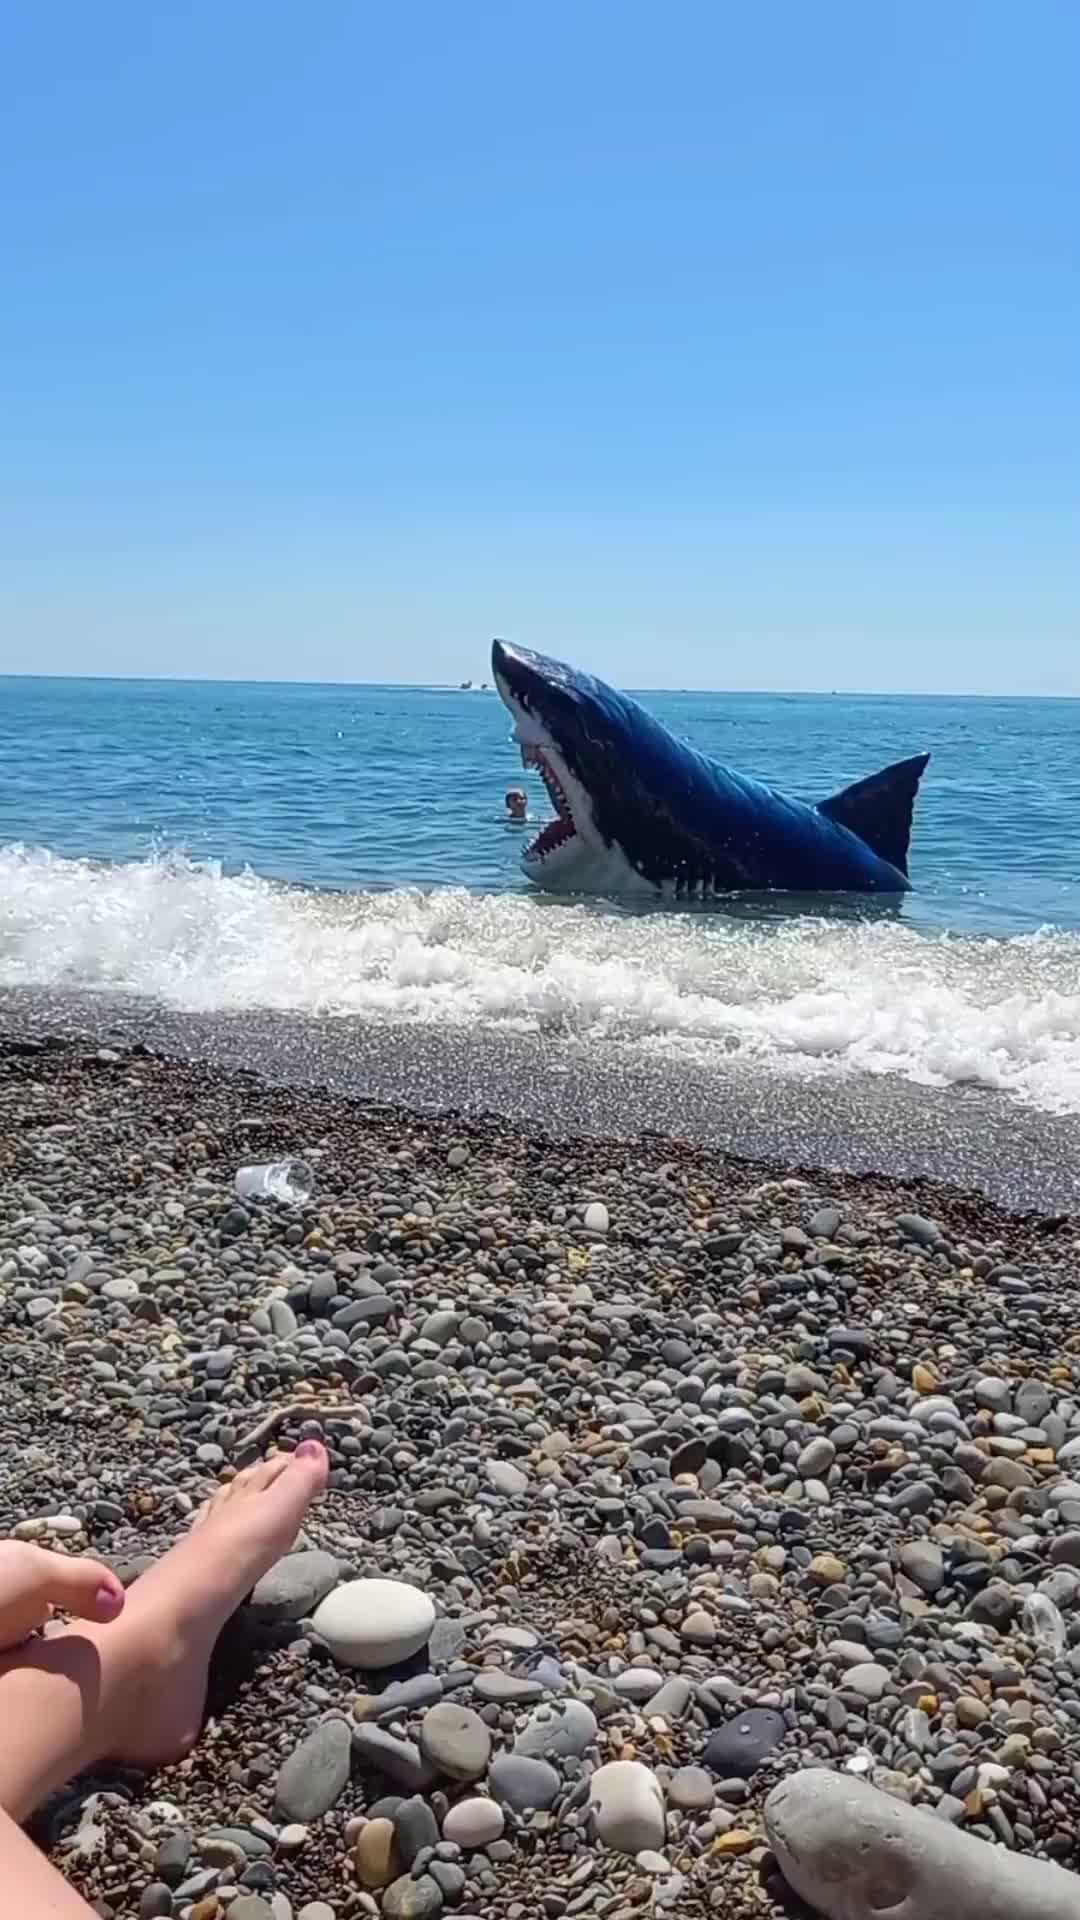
[0,1543,125,1651]
[0,1439,331,1822]
[99,1440,330,1772]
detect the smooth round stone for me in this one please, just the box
[354,1817,401,1888]
[419,1703,491,1782]
[668,1766,715,1812]
[589,1761,665,1855]
[311,1580,435,1668]
[612,1668,665,1701]
[704,1709,787,1778]
[351,1726,431,1789]
[473,1670,542,1706]
[797,1437,836,1478]
[102,1273,140,1302]
[441,1798,505,1848]
[514,1699,597,1761]
[393,1796,440,1866]
[488,1753,560,1813]
[249,1550,340,1623]
[382,1876,444,1920]
[843,1663,890,1702]
[486,1459,528,1497]
[766,1767,1080,1920]
[681,1610,717,1646]
[275,1718,351,1822]
[583,1202,610,1233]
[899,1542,945,1595]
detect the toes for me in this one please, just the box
[24,1548,125,1624]
[245,1455,294,1495]
[259,1441,329,1524]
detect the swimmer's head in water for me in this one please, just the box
[505,788,527,820]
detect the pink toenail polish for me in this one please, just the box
[96,1584,125,1617]
[295,1440,323,1460]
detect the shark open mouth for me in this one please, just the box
[521,743,578,860]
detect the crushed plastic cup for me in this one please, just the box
[1023,1591,1066,1659]
[234,1157,315,1206]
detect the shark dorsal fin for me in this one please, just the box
[817,753,930,877]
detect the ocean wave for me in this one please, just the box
[2,844,1079,1114]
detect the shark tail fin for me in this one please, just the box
[817,753,930,877]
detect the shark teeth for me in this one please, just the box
[523,746,577,860]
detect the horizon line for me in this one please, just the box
[2,675,1076,706]
[1,669,1078,702]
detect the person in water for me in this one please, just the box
[505,788,528,822]
[0,1441,329,1915]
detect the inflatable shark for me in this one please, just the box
[492,638,929,899]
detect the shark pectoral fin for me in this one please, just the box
[817,752,930,876]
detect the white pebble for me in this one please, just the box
[311,1578,435,1669]
[589,1760,665,1855]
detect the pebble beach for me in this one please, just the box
[4,1030,1080,1920]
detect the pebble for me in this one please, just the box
[393,1795,441,1866]
[9,1048,1080,1920]
[248,1549,340,1622]
[382,1875,444,1919]
[668,1766,715,1811]
[514,1699,597,1761]
[139,1887,174,1919]
[589,1761,665,1854]
[488,1753,561,1812]
[275,1717,352,1822]
[311,1580,435,1668]
[351,1726,432,1790]
[419,1701,491,1780]
[354,1817,401,1888]
[441,1798,505,1848]
[767,1767,1080,1920]
[704,1708,787,1777]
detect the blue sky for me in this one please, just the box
[1,2,1076,692]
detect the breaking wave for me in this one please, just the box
[2,844,1079,1115]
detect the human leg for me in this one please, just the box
[0,1442,329,1820]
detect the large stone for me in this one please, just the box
[488,1753,560,1813]
[311,1579,435,1668]
[382,1875,444,1919]
[766,1768,1080,1920]
[899,1541,945,1595]
[589,1761,665,1855]
[441,1797,505,1848]
[514,1699,597,1761]
[393,1795,440,1866]
[704,1708,786,1777]
[274,1718,351,1822]
[352,1725,433,1790]
[354,1817,400,1888]
[248,1549,340,1622]
[419,1702,491,1780]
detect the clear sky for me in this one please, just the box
[1,2,1077,693]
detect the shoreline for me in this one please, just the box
[3,988,1079,1216]
[4,1036,1080,1916]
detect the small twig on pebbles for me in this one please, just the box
[234,1401,372,1463]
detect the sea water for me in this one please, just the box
[1,675,1078,1119]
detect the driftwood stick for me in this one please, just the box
[235,1400,373,1461]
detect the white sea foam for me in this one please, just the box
[2,844,1079,1114]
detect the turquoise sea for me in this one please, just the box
[1,676,1078,1129]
